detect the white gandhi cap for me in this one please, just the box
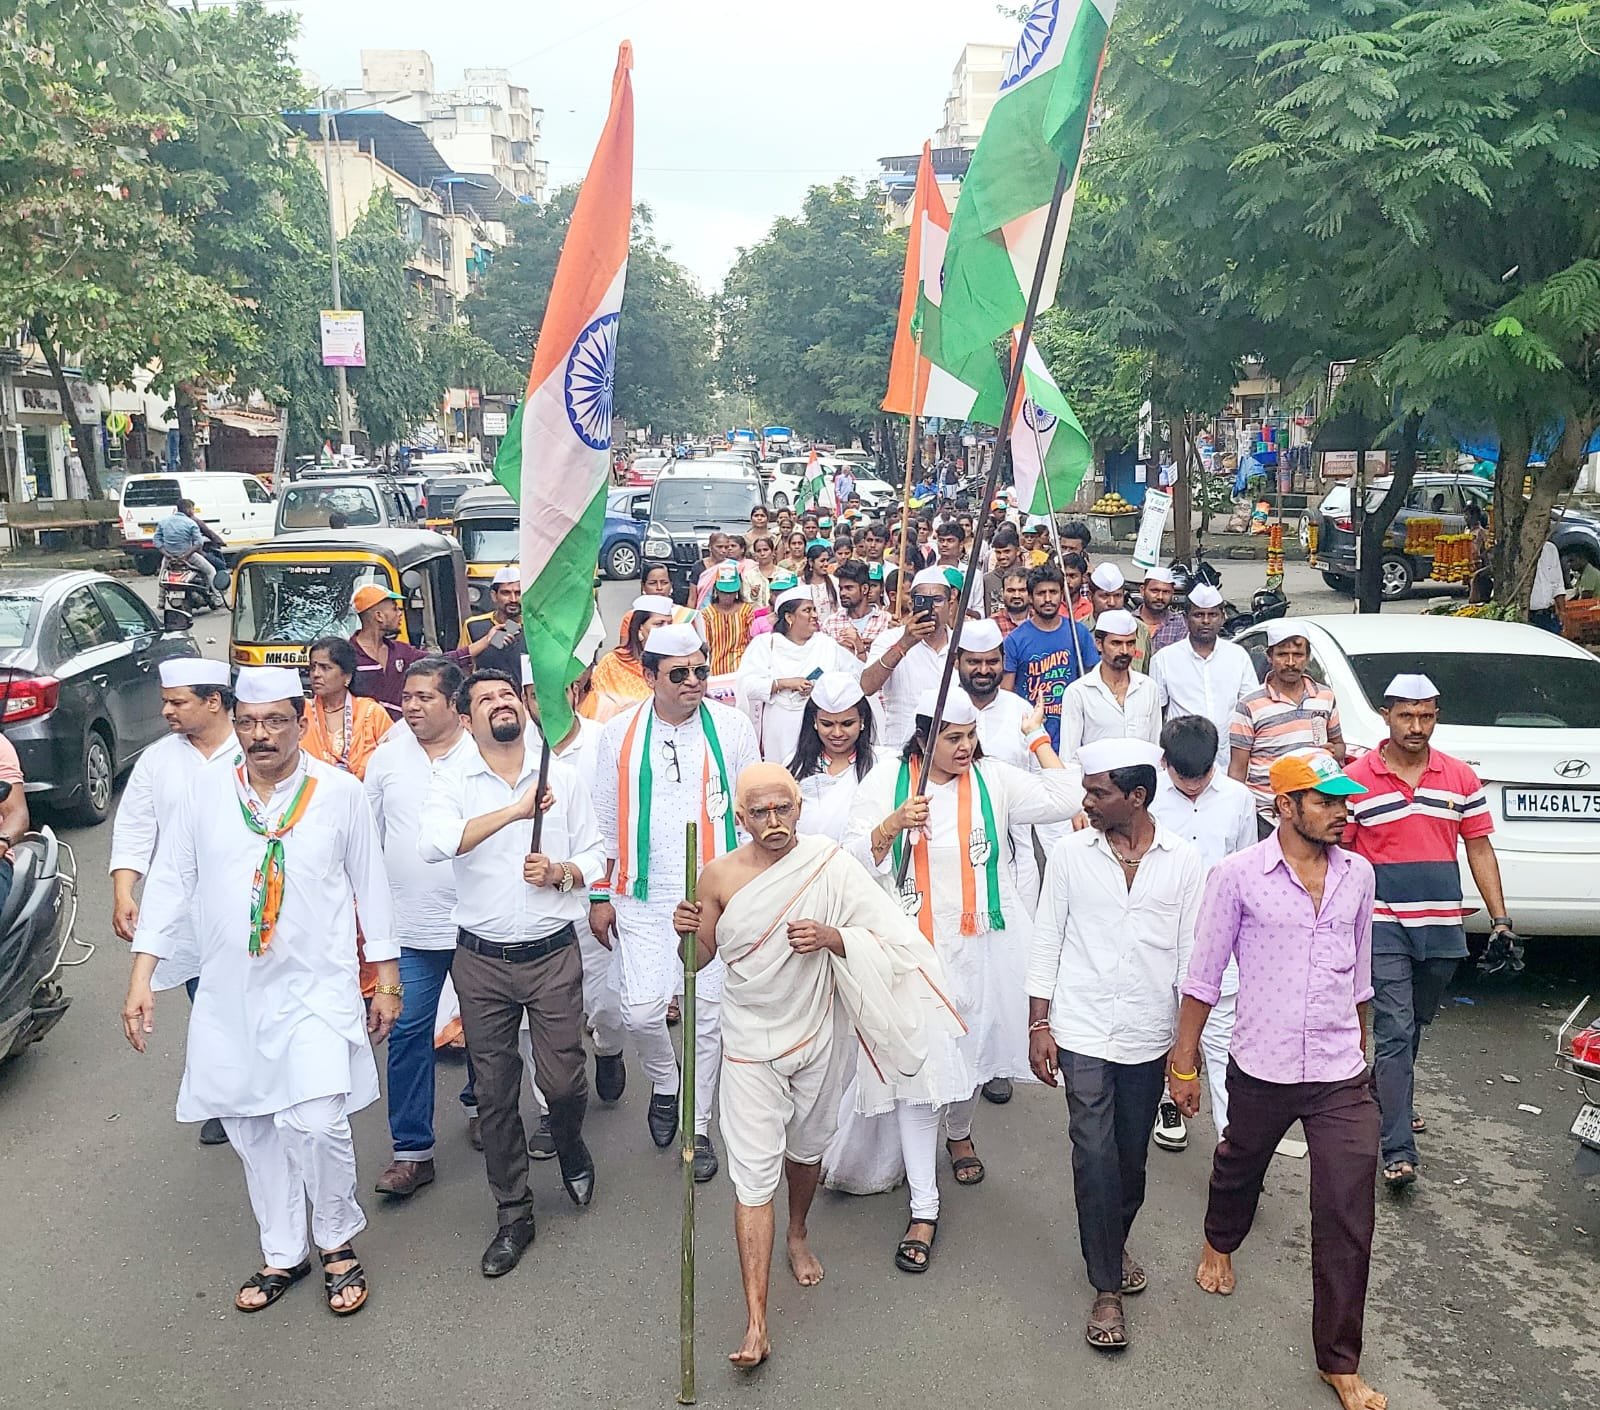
[914,686,979,726]
[1078,737,1163,776]
[957,618,1003,653]
[1095,608,1139,636]
[492,564,522,587]
[643,622,703,659]
[1186,583,1224,610]
[810,672,864,714]
[1384,673,1439,701]
[1089,562,1125,592]
[911,566,953,592]
[1142,566,1175,585]
[632,594,676,616]
[233,666,305,704]
[159,657,230,689]
[1263,618,1310,647]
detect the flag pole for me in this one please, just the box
[677,821,699,1405]
[528,740,553,852]
[894,160,1073,892]
[1028,410,1086,681]
[894,337,924,618]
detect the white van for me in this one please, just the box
[119,472,277,574]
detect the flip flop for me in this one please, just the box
[234,1258,311,1313]
[1383,1160,1417,1189]
[1411,1112,1427,1133]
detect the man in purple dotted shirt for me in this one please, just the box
[1168,748,1386,1410]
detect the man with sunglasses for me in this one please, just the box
[593,622,760,1181]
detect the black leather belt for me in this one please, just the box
[457,923,576,963]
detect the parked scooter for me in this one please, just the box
[0,783,88,1065]
[156,555,229,617]
[1557,997,1600,1179]
[1222,586,1292,639]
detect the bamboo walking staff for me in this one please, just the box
[894,335,923,619]
[677,820,698,1405]
[893,160,1074,893]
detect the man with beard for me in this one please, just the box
[1230,620,1345,835]
[1173,749,1383,1410]
[1061,552,1094,623]
[418,669,603,1276]
[862,567,962,747]
[981,524,1022,616]
[672,763,947,1369]
[1002,564,1099,751]
[124,666,398,1317]
[1134,567,1187,656]
[1149,584,1257,772]
[1060,610,1162,760]
[464,565,528,678]
[1087,564,1154,673]
[996,570,1031,639]
[348,584,492,720]
[824,558,892,660]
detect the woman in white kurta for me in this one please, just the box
[787,671,883,843]
[735,588,860,764]
[827,686,1079,1271]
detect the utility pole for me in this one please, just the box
[319,108,354,456]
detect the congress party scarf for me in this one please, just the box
[892,756,1005,942]
[615,703,736,901]
[234,761,318,957]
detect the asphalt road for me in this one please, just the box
[2,568,1595,1410]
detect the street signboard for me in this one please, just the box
[482,411,508,436]
[320,310,367,367]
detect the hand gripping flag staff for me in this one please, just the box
[890,0,1115,889]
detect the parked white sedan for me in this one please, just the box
[767,457,898,512]
[1231,614,1600,935]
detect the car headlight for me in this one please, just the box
[645,538,671,558]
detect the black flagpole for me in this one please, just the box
[895,160,1073,892]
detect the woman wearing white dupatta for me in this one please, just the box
[826,686,1079,1273]
[735,590,859,764]
[786,672,883,844]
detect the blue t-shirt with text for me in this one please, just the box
[1003,617,1099,748]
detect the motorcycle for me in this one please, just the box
[1557,996,1600,1179]
[157,554,229,618]
[0,783,88,1065]
[1222,585,1291,639]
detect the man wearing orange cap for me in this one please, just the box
[1170,748,1384,1410]
[348,583,497,720]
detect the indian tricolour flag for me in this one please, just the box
[799,448,827,510]
[883,143,1005,424]
[494,42,633,744]
[1009,330,1092,517]
[938,0,1116,364]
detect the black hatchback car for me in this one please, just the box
[0,571,198,823]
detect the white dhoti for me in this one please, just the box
[579,924,626,1057]
[615,895,723,1136]
[222,1094,366,1267]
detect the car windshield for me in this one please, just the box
[122,478,182,509]
[0,594,39,648]
[280,485,380,529]
[460,521,520,563]
[234,561,386,644]
[1347,650,1600,729]
[651,481,758,523]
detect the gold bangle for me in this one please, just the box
[1169,1065,1198,1082]
[373,983,404,998]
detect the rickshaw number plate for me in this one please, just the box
[1572,1103,1600,1146]
[264,649,308,666]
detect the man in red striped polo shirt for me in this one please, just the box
[1340,673,1515,1191]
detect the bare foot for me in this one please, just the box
[1195,1240,1236,1295]
[728,1323,771,1369]
[787,1230,824,1286]
[1320,1371,1387,1410]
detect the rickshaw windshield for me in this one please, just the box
[234,560,388,643]
[459,521,520,564]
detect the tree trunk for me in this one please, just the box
[1355,412,1422,614]
[1493,411,1598,615]
[175,383,199,474]
[1171,415,1194,559]
[30,319,104,499]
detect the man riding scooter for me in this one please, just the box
[153,499,227,608]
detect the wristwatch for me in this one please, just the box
[556,863,576,894]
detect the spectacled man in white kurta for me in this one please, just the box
[122,665,399,1319]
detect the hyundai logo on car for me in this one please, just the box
[1555,758,1592,779]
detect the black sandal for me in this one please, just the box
[894,1218,938,1273]
[320,1246,369,1316]
[945,1138,985,1186]
[234,1258,311,1313]
[1086,1291,1128,1351]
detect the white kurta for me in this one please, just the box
[794,746,892,844]
[971,690,1047,909]
[735,630,861,765]
[864,627,952,747]
[132,753,397,1123]
[842,754,1082,1100]
[594,699,760,1006]
[108,729,241,990]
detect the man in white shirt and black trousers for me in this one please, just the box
[1028,737,1205,1355]
[419,668,606,1278]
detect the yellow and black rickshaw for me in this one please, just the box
[229,528,469,670]
[452,483,519,616]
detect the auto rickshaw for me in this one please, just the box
[229,528,469,670]
[420,472,494,532]
[452,483,519,615]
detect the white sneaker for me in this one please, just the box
[1152,1098,1188,1152]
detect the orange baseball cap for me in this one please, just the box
[1269,749,1366,797]
[352,584,403,614]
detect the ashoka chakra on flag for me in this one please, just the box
[1001,0,1059,91]
[1023,398,1058,434]
[564,311,619,450]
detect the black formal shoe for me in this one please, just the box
[199,1117,230,1146]
[648,1093,678,1148]
[595,1052,626,1103]
[981,1076,1013,1105]
[692,1133,719,1183]
[481,1217,536,1278]
[560,1140,596,1207]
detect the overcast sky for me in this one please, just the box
[285,0,1017,289]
